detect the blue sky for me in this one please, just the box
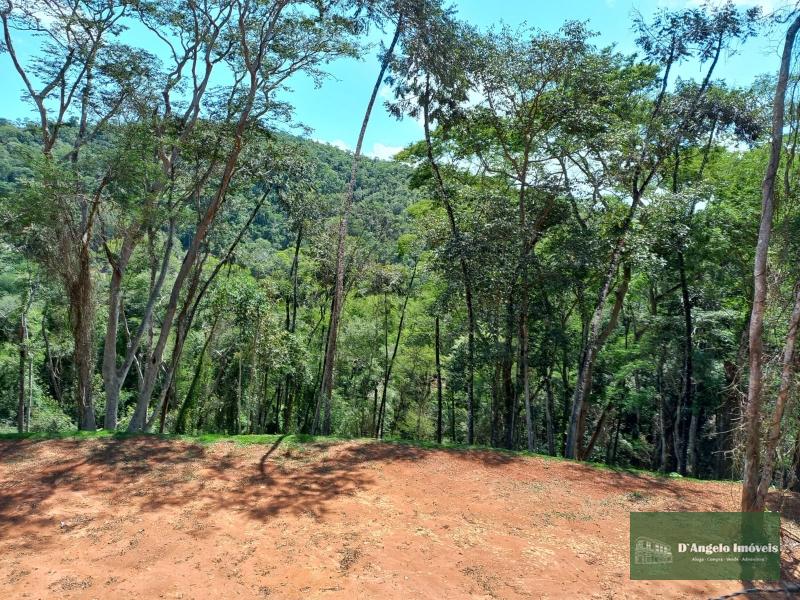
[0,0,791,159]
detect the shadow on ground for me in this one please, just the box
[2,435,800,595]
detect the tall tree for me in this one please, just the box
[128,0,359,431]
[386,2,476,441]
[315,1,407,435]
[2,0,151,429]
[564,1,758,459]
[741,11,800,513]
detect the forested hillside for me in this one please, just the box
[1,0,799,518]
[0,120,419,437]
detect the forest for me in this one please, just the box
[0,0,799,521]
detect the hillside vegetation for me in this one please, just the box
[0,0,798,520]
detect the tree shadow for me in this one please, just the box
[4,433,800,594]
[0,436,447,543]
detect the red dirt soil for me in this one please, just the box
[1,438,800,599]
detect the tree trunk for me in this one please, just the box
[565,261,632,458]
[104,223,173,430]
[435,315,443,444]
[755,283,800,503]
[17,313,28,433]
[504,295,516,449]
[25,350,33,432]
[102,234,134,430]
[544,373,556,456]
[657,348,673,472]
[174,314,218,434]
[450,388,457,443]
[371,386,379,437]
[741,14,800,513]
[582,402,612,461]
[71,248,96,431]
[317,19,403,436]
[686,410,699,477]
[375,262,417,439]
[41,315,63,405]
[518,168,533,452]
[128,34,268,431]
[560,351,570,454]
[522,355,533,452]
[282,224,303,433]
[676,250,694,475]
[422,83,476,445]
[611,414,622,465]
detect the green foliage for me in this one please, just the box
[0,1,798,488]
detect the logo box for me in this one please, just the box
[629,512,781,580]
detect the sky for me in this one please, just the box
[0,0,793,160]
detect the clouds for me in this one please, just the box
[368,143,404,160]
[658,0,790,11]
[315,138,403,160]
[327,139,351,152]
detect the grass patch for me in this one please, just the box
[0,430,737,484]
[0,430,343,451]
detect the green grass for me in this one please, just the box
[0,430,334,449]
[0,429,737,484]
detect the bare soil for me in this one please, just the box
[1,437,799,599]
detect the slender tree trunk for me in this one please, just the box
[312,322,328,434]
[522,355,533,452]
[174,314,219,434]
[235,353,243,435]
[41,315,63,405]
[686,410,699,476]
[676,250,694,475]
[273,382,282,432]
[102,235,134,430]
[435,315,443,444]
[490,361,500,447]
[657,348,673,472]
[17,312,28,433]
[544,372,556,456]
[742,14,800,513]
[611,414,622,465]
[375,262,417,440]
[282,224,303,433]
[504,295,516,449]
[583,401,612,461]
[291,224,302,332]
[519,286,533,451]
[559,350,569,454]
[159,381,174,434]
[673,392,684,473]
[518,168,533,451]
[450,387,456,443]
[755,283,800,502]
[317,19,403,436]
[25,350,33,432]
[422,82,476,444]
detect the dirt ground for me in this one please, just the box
[1,437,800,599]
